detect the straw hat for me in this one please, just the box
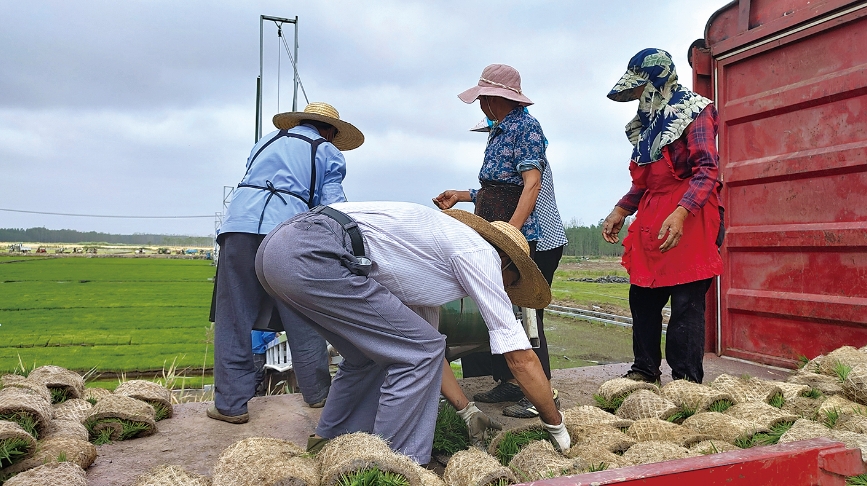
[458,64,534,106]
[272,102,364,151]
[443,209,551,309]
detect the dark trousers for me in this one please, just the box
[629,278,713,383]
[462,244,563,382]
[213,232,330,415]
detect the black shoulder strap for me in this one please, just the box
[310,205,366,258]
[241,131,327,209]
[307,138,326,208]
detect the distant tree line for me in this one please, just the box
[0,227,213,247]
[562,218,632,257]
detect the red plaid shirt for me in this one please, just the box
[616,104,721,215]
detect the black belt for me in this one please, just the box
[310,206,366,258]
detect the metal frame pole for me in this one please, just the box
[257,15,299,142]
[292,16,299,111]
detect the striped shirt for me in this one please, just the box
[330,201,531,354]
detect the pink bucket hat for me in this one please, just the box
[458,64,534,106]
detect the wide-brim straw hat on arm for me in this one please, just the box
[272,102,364,151]
[442,209,550,309]
[458,64,534,106]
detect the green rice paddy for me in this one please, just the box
[0,254,634,377]
[0,255,215,374]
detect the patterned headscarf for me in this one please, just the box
[608,48,711,165]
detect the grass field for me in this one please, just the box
[0,253,634,377]
[0,255,215,374]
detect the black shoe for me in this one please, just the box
[623,371,658,384]
[473,382,524,403]
[502,389,561,418]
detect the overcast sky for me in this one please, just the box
[0,1,727,237]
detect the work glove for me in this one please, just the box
[456,401,503,448]
[541,411,571,452]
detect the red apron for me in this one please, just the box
[621,147,722,288]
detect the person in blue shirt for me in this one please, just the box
[208,102,364,424]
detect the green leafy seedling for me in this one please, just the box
[495,429,551,466]
[708,399,733,413]
[433,404,469,455]
[0,438,31,468]
[336,467,409,486]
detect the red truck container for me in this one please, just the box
[692,0,867,369]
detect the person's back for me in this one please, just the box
[208,102,364,424]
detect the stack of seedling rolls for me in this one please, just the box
[0,366,174,484]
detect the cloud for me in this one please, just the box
[0,0,726,235]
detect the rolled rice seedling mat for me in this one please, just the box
[818,394,867,418]
[710,374,783,405]
[3,460,87,486]
[682,412,767,445]
[616,389,679,421]
[2,380,51,405]
[41,419,89,442]
[509,440,584,481]
[418,466,445,486]
[689,439,741,455]
[52,398,93,423]
[0,387,53,438]
[661,380,734,412]
[787,372,843,396]
[0,420,36,469]
[443,447,516,486]
[833,413,867,434]
[779,419,867,462]
[26,365,85,402]
[724,402,799,430]
[782,395,826,420]
[620,440,697,467]
[779,418,835,444]
[566,423,636,454]
[562,405,633,430]
[818,346,867,376]
[626,418,711,448]
[211,437,315,486]
[316,432,423,486]
[0,436,97,477]
[773,381,812,401]
[114,380,174,420]
[843,364,867,405]
[563,444,622,471]
[487,423,553,465]
[595,378,659,412]
[802,354,824,374]
[85,387,113,404]
[1,374,27,387]
[133,464,212,486]
[83,395,156,444]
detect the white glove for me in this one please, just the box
[541,411,571,451]
[457,401,503,448]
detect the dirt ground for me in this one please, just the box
[85,355,792,486]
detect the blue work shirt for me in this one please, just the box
[251,331,278,355]
[219,124,348,235]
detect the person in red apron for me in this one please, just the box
[601,48,723,384]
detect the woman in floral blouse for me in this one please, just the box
[433,63,567,419]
